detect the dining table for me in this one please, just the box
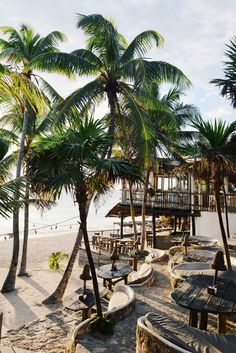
[171,273,236,333]
[97,263,132,290]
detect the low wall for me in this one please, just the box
[194,212,236,240]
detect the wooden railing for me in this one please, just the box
[121,189,236,213]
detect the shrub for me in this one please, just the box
[89,313,115,335]
[48,251,69,270]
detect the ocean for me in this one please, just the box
[0,188,122,239]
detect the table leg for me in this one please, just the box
[199,312,208,330]
[124,274,128,285]
[189,310,198,327]
[103,278,106,288]
[82,308,92,321]
[108,279,112,291]
[218,314,226,334]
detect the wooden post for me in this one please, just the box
[133,255,138,271]
[174,216,177,233]
[178,216,181,230]
[120,211,124,239]
[199,312,208,330]
[218,314,226,334]
[189,310,198,327]
[191,214,196,236]
[152,212,157,248]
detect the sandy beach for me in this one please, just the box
[0,231,86,334]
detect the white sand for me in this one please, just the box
[0,231,86,334]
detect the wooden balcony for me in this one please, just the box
[121,189,236,213]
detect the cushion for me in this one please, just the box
[129,271,139,281]
[145,311,236,353]
[108,291,129,311]
[138,264,152,277]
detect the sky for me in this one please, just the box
[0,0,235,122]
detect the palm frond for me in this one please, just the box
[27,52,97,77]
[210,37,236,108]
[121,59,191,88]
[121,30,164,63]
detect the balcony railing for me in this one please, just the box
[121,189,236,213]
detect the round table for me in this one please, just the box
[171,273,236,333]
[97,263,132,290]
[169,249,216,269]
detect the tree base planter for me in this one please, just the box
[69,285,135,352]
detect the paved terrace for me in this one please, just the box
[2,260,236,353]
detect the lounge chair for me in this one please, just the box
[129,263,155,287]
[107,284,135,321]
[145,248,167,264]
[170,262,210,288]
[137,310,236,353]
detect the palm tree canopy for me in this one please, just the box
[211,37,236,108]
[42,14,191,122]
[27,117,142,199]
[0,24,67,75]
[176,117,236,180]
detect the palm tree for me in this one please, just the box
[125,84,200,248]
[27,117,141,308]
[30,14,191,156]
[0,24,67,290]
[0,127,27,219]
[211,37,236,108]
[177,117,236,269]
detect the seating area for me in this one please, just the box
[73,284,135,341]
[136,310,236,353]
[107,284,135,321]
[128,263,155,287]
[170,262,210,288]
[92,235,136,255]
[145,248,167,264]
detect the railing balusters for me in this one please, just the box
[121,189,236,212]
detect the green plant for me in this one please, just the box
[48,252,69,270]
[89,313,115,335]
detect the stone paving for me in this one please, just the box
[3,260,236,353]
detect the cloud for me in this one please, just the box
[0,0,235,122]
[206,106,234,120]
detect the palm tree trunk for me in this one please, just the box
[78,188,102,317]
[42,224,84,304]
[214,183,232,270]
[105,92,116,159]
[141,168,150,250]
[128,181,138,241]
[18,182,30,277]
[1,110,29,293]
[223,186,230,239]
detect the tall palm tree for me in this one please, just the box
[211,37,236,108]
[0,102,55,276]
[0,24,67,290]
[27,117,141,307]
[125,84,200,248]
[177,117,236,269]
[30,14,191,156]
